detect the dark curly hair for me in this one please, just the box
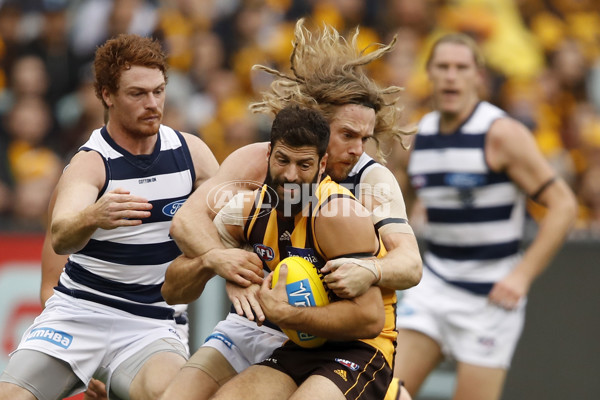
[270,105,330,159]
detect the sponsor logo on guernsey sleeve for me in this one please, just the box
[162,199,186,217]
[26,328,73,349]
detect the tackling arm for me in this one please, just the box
[322,165,422,297]
[169,142,268,257]
[161,191,262,304]
[258,196,385,339]
[164,144,267,300]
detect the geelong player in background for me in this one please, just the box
[393,33,577,400]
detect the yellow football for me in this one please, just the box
[272,256,330,348]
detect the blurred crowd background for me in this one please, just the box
[0,0,599,237]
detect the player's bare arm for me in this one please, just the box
[160,134,221,305]
[212,191,267,322]
[260,265,385,340]
[486,117,577,308]
[315,196,380,258]
[162,254,217,304]
[51,150,153,254]
[258,196,385,339]
[182,132,220,189]
[165,144,267,299]
[170,142,268,255]
[163,189,264,304]
[42,191,109,398]
[40,189,69,305]
[322,166,422,297]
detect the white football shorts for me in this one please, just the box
[202,313,288,373]
[10,292,188,390]
[396,267,526,368]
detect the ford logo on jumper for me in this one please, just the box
[162,199,186,217]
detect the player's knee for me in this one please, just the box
[121,351,186,400]
[129,371,176,400]
[140,381,170,400]
[0,382,36,400]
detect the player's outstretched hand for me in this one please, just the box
[91,188,152,229]
[226,281,265,325]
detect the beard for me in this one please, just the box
[265,165,321,217]
[325,158,357,182]
[135,113,162,136]
[117,110,162,139]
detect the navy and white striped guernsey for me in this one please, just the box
[55,125,195,321]
[408,101,526,295]
[341,152,411,232]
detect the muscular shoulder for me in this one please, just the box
[219,142,270,183]
[181,132,219,188]
[315,197,377,258]
[486,117,535,172]
[64,149,106,189]
[357,163,412,234]
[359,163,397,190]
[359,165,402,210]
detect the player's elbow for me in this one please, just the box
[561,189,578,224]
[547,184,578,231]
[161,281,199,305]
[160,281,178,305]
[354,301,385,338]
[362,311,386,339]
[161,266,183,304]
[407,254,423,288]
[50,223,74,255]
[169,212,186,243]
